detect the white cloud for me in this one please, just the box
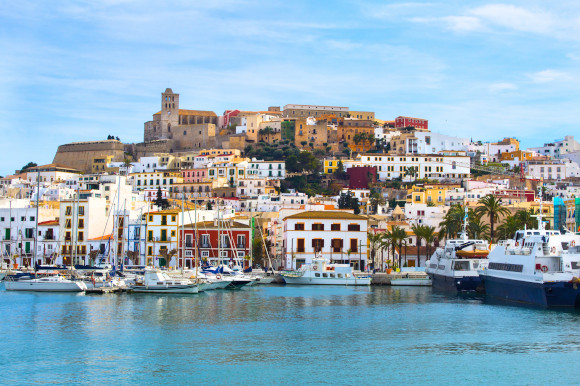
[441,16,483,32]
[528,69,567,83]
[469,4,554,34]
[489,82,517,92]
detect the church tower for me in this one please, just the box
[160,88,179,138]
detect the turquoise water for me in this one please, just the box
[2,285,580,385]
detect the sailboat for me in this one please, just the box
[5,174,87,292]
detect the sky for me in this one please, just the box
[1,0,580,176]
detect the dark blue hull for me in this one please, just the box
[431,273,482,293]
[482,275,580,308]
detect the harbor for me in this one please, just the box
[2,284,580,385]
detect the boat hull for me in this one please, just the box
[430,273,482,292]
[282,275,371,286]
[4,280,86,292]
[391,278,432,286]
[481,275,580,308]
[225,279,252,289]
[130,284,199,294]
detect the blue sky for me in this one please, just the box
[1,0,579,176]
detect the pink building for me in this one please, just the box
[182,169,208,183]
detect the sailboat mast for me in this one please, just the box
[181,192,185,272]
[34,170,40,269]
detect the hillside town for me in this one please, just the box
[1,88,579,272]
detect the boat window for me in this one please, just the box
[562,242,569,251]
[338,274,343,278]
[572,262,580,269]
[438,264,445,270]
[533,232,540,235]
[330,274,335,278]
[345,273,350,278]
[453,261,470,271]
[323,273,328,278]
[315,273,320,277]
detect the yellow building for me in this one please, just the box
[348,111,376,121]
[406,184,461,206]
[500,150,535,162]
[144,209,180,267]
[324,159,346,174]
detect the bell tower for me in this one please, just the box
[160,88,179,138]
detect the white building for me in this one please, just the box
[283,211,368,270]
[404,131,469,154]
[468,138,519,162]
[526,159,580,180]
[247,159,286,179]
[404,203,448,230]
[528,136,580,158]
[345,154,471,181]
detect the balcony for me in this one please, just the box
[237,243,246,249]
[201,243,210,248]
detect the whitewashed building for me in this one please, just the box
[345,154,470,181]
[283,211,368,270]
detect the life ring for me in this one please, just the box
[571,241,576,247]
[541,265,549,273]
[312,265,318,270]
[216,274,222,280]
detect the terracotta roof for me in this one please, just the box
[38,220,59,226]
[184,220,250,229]
[88,234,113,241]
[146,209,181,214]
[285,211,366,220]
[153,109,217,117]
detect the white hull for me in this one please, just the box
[390,278,432,286]
[283,275,371,286]
[130,284,199,293]
[4,280,86,292]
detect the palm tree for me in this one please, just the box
[467,217,490,240]
[515,209,536,229]
[411,224,425,267]
[367,231,383,271]
[438,204,465,240]
[389,225,408,269]
[423,226,436,262]
[381,229,398,269]
[475,195,511,241]
[496,215,520,240]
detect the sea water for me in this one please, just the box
[1,285,580,385]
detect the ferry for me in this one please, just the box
[281,256,371,285]
[426,208,489,292]
[479,202,580,308]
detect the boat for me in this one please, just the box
[391,274,432,286]
[4,273,87,292]
[281,256,371,285]
[426,207,490,292]
[129,269,199,293]
[201,266,253,289]
[478,199,580,308]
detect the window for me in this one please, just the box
[297,238,305,253]
[295,223,305,231]
[331,239,343,253]
[65,219,72,229]
[201,234,210,247]
[148,246,153,256]
[148,230,153,241]
[348,224,360,231]
[161,215,167,225]
[65,206,72,216]
[331,223,341,231]
[78,219,84,229]
[149,215,153,222]
[312,223,324,231]
[312,238,324,252]
[350,239,358,252]
[78,232,84,241]
[171,215,176,222]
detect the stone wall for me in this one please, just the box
[134,140,174,159]
[53,140,126,174]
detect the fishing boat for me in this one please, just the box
[129,269,199,293]
[281,256,371,285]
[479,199,580,307]
[426,207,490,292]
[4,273,87,292]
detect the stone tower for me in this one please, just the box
[160,88,180,138]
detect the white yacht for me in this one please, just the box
[479,203,580,307]
[130,269,199,293]
[4,274,87,292]
[426,209,490,292]
[281,257,371,285]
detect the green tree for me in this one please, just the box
[369,191,385,214]
[367,231,383,270]
[20,162,37,173]
[154,187,170,210]
[338,191,361,215]
[475,195,511,241]
[423,226,436,262]
[496,215,520,240]
[411,224,426,266]
[438,204,465,239]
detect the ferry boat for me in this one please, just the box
[4,274,87,292]
[281,257,371,285]
[130,269,199,293]
[426,208,490,292]
[479,202,580,307]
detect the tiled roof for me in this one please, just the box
[88,234,113,241]
[184,220,250,229]
[285,211,366,220]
